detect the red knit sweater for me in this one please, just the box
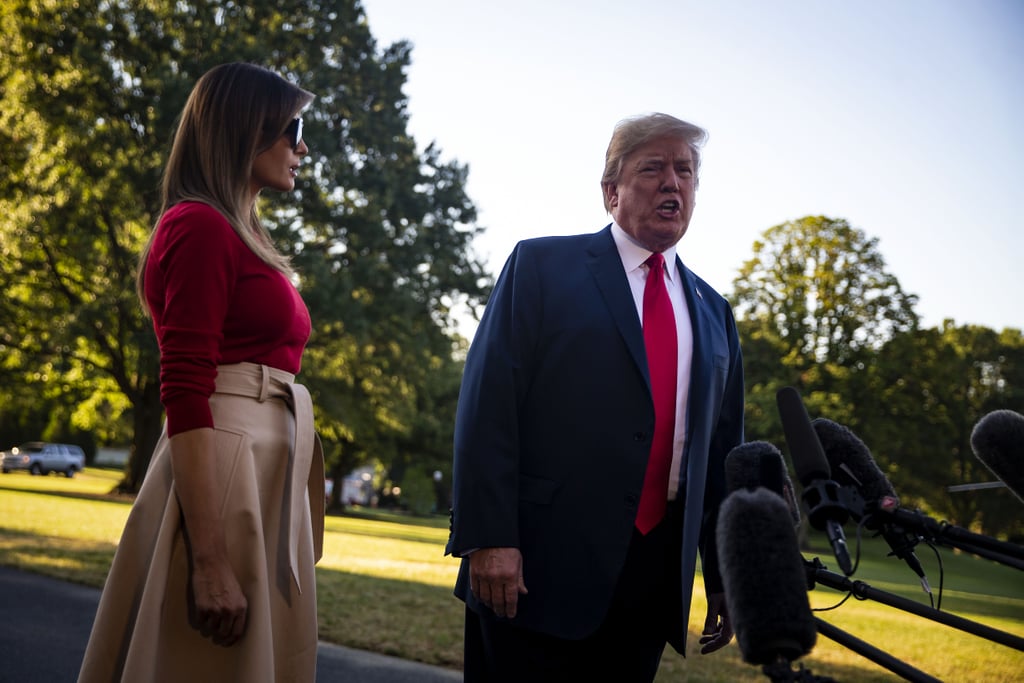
[144,202,311,436]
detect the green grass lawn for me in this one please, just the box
[2,468,1022,681]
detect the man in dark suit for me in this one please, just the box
[446,112,745,681]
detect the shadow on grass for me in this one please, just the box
[0,482,135,506]
[315,565,464,670]
[0,530,118,587]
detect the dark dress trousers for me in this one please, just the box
[447,225,745,658]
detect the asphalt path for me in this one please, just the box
[0,565,462,683]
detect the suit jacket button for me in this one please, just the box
[625,494,638,507]
[633,432,646,442]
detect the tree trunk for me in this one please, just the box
[118,381,163,494]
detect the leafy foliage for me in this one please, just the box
[732,216,1023,537]
[732,216,919,369]
[0,0,490,495]
[854,323,1024,534]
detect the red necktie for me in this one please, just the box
[635,252,678,534]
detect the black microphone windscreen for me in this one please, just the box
[970,409,1024,503]
[717,488,817,665]
[812,418,897,503]
[725,441,802,527]
[811,419,931,586]
[726,441,785,493]
[777,387,830,486]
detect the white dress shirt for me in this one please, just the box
[610,222,693,500]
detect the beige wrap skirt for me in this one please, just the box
[78,363,325,683]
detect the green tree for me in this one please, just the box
[0,0,490,492]
[732,216,919,378]
[856,323,1024,537]
[0,0,165,488]
[732,217,920,448]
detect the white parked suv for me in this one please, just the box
[0,442,86,477]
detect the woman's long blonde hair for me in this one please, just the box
[137,62,315,312]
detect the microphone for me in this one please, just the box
[725,440,802,528]
[970,409,1024,503]
[776,386,854,576]
[716,487,817,665]
[811,418,931,595]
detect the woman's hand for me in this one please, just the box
[187,555,248,647]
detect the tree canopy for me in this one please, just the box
[0,0,490,497]
[732,216,1023,538]
[732,216,919,369]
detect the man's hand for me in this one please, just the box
[699,592,734,654]
[468,547,529,618]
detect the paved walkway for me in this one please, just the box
[0,565,462,682]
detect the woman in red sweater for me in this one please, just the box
[79,62,324,682]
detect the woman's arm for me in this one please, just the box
[170,427,248,647]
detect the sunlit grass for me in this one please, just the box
[2,473,1022,679]
[322,513,453,580]
[0,466,123,494]
[0,482,132,543]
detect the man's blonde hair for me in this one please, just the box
[600,113,707,212]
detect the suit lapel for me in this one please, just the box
[585,226,648,381]
[677,257,710,405]
[678,256,714,485]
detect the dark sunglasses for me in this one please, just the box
[284,117,304,150]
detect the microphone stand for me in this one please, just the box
[871,499,1024,570]
[805,557,1024,652]
[812,618,941,683]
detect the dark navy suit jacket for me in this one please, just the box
[447,226,744,653]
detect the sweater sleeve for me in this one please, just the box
[148,204,239,436]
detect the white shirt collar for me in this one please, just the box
[610,222,679,281]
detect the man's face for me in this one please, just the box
[604,136,696,252]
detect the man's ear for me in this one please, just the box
[602,182,619,210]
